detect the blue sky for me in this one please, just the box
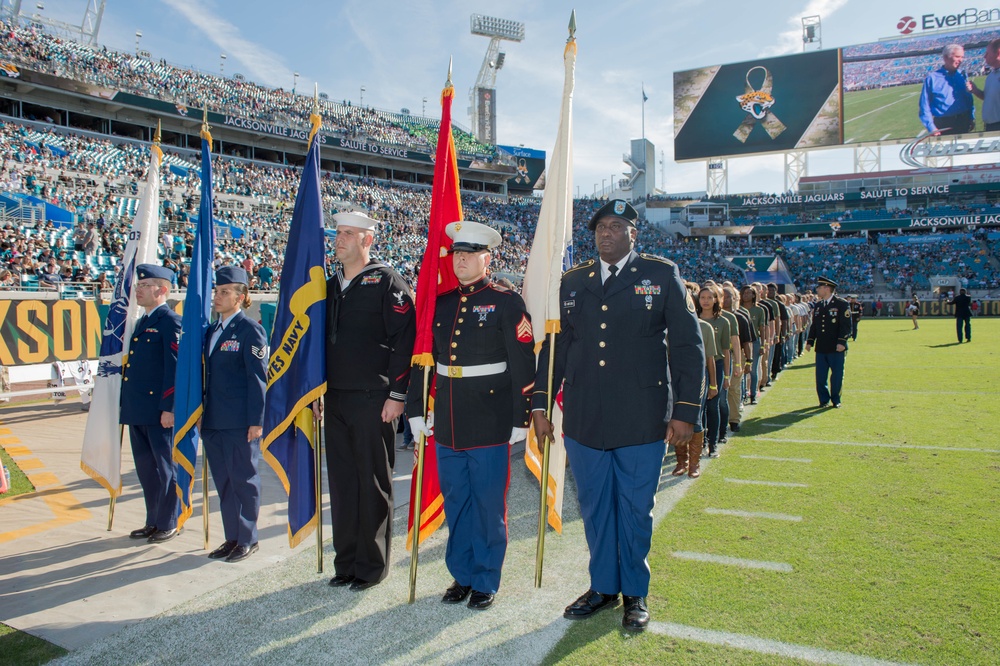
[30,0,985,195]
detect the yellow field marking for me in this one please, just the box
[0,420,92,542]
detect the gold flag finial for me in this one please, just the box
[568,10,576,40]
[312,82,320,116]
[201,105,209,134]
[308,82,322,144]
[447,56,453,88]
[154,119,161,146]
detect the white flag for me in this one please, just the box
[523,32,575,533]
[81,144,162,498]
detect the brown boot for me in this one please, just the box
[688,432,704,478]
[671,441,688,476]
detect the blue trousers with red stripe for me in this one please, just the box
[565,435,666,598]
[436,443,510,594]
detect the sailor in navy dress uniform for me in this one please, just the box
[321,212,415,591]
[805,276,852,408]
[120,264,182,543]
[406,221,536,611]
[532,200,705,632]
[202,266,268,563]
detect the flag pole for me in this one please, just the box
[407,365,431,604]
[108,424,124,530]
[315,408,324,573]
[534,330,558,586]
[202,454,209,549]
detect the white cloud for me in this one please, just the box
[162,0,295,87]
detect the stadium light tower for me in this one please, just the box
[469,13,524,145]
[802,16,821,51]
[4,0,105,45]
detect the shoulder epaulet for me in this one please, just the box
[490,282,511,293]
[564,259,595,275]
[639,253,676,266]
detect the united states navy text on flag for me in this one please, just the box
[261,110,327,548]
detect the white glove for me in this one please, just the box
[408,416,433,441]
[509,427,528,444]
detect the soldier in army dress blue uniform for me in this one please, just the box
[532,200,705,632]
[805,276,852,408]
[202,266,268,563]
[407,221,536,611]
[120,264,181,543]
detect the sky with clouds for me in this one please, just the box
[29,0,991,195]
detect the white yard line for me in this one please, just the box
[704,508,803,522]
[671,551,793,572]
[724,478,808,488]
[740,454,813,463]
[648,622,920,666]
[753,437,999,454]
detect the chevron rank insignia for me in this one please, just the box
[251,345,266,359]
[516,314,533,343]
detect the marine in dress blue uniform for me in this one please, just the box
[806,276,852,408]
[323,212,415,591]
[532,200,705,632]
[203,266,268,563]
[407,221,536,611]
[120,264,181,542]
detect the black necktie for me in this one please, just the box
[135,314,148,333]
[604,264,618,295]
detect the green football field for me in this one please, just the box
[547,317,1000,665]
[844,78,989,145]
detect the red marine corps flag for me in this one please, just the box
[406,61,461,602]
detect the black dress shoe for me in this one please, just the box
[622,595,650,631]
[467,590,495,610]
[832,402,841,408]
[730,422,741,432]
[563,589,620,619]
[208,540,237,559]
[225,542,259,563]
[129,525,156,539]
[147,528,178,543]
[441,581,472,604]
[328,574,356,587]
[818,402,830,408]
[350,578,380,591]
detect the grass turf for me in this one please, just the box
[546,317,999,665]
[0,444,35,498]
[0,623,67,666]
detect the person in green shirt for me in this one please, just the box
[740,285,766,405]
[674,282,716,478]
[696,286,730,457]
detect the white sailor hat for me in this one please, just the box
[445,221,502,252]
[332,211,378,232]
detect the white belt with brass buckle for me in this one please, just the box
[436,361,507,378]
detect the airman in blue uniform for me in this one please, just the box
[203,266,268,563]
[120,264,181,543]
[532,200,705,632]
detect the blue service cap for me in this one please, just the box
[136,263,175,281]
[816,276,838,290]
[216,265,249,286]
[589,199,639,230]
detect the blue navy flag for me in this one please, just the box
[262,110,327,547]
[81,143,161,496]
[173,128,216,528]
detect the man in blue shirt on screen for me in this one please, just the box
[919,44,974,136]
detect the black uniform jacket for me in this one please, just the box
[533,252,705,450]
[120,304,181,426]
[325,260,416,402]
[407,276,535,450]
[807,296,852,353]
[202,311,268,430]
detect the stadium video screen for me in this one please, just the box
[673,50,842,161]
[674,25,1000,161]
[843,26,1000,144]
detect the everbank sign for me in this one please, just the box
[897,7,1000,34]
